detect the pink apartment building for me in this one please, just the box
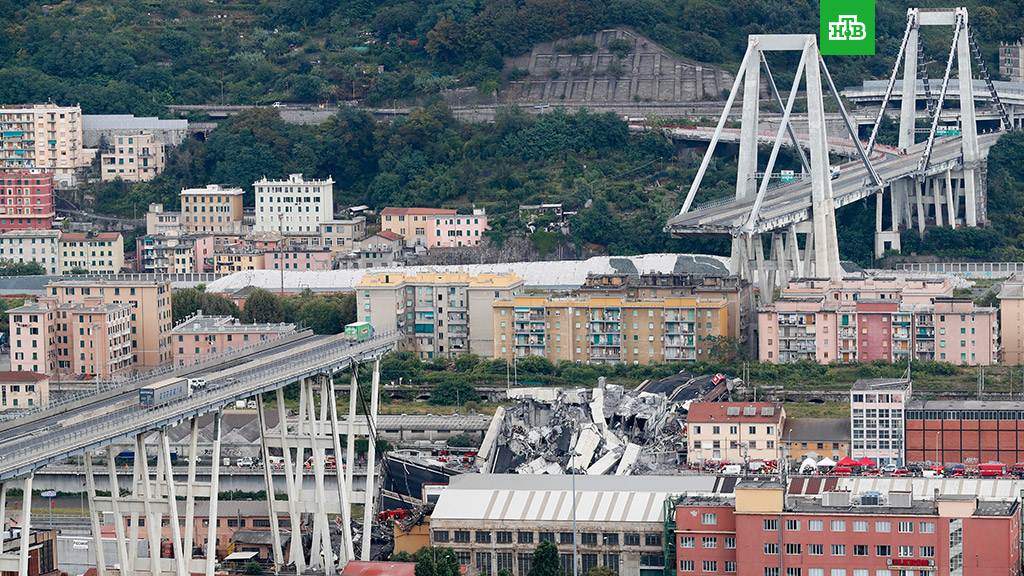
[380,207,487,249]
[759,279,998,365]
[7,297,133,380]
[172,312,296,366]
[0,171,55,232]
[265,247,333,270]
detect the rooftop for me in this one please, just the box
[906,399,1024,411]
[373,230,403,241]
[0,230,60,239]
[255,173,334,186]
[0,372,47,383]
[686,402,784,424]
[357,271,523,289]
[785,418,851,443]
[180,184,244,196]
[380,207,457,216]
[60,232,121,242]
[851,378,912,392]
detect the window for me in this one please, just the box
[831,544,846,556]
[624,533,640,546]
[645,533,662,547]
[876,545,890,556]
[898,546,913,557]
[725,561,737,573]
[539,531,555,543]
[831,520,846,532]
[476,552,491,576]
[496,531,513,544]
[898,521,913,533]
[764,519,778,531]
[680,560,695,572]
[786,543,802,555]
[560,532,574,545]
[765,543,779,555]
[786,519,800,531]
[724,537,736,549]
[830,571,846,576]
[433,530,449,542]
[786,570,802,576]
[496,552,513,573]
[808,544,823,555]
[808,520,823,532]
[518,531,533,544]
[875,521,891,533]
[580,532,597,545]
[853,520,868,532]
[454,531,470,543]
[703,561,718,573]
[920,546,934,558]
[765,570,780,576]
[703,537,717,549]
[702,513,717,525]
[919,521,935,534]
[809,571,824,576]
[854,545,868,556]
[476,530,491,543]
[680,536,695,548]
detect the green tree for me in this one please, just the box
[0,261,46,276]
[409,546,461,576]
[172,288,241,325]
[447,433,481,448]
[429,381,480,406]
[241,289,285,324]
[242,561,263,575]
[454,353,481,372]
[527,541,564,576]
[518,355,556,375]
[585,568,616,576]
[295,296,346,334]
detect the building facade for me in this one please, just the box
[180,184,245,236]
[905,399,1024,467]
[0,371,49,411]
[265,247,333,271]
[46,278,173,367]
[213,250,265,274]
[998,274,1024,365]
[759,279,999,365]
[136,233,213,274]
[685,402,785,464]
[7,297,133,380]
[674,481,1021,576]
[145,203,182,236]
[782,417,851,462]
[171,312,295,366]
[1000,42,1024,83]
[0,229,60,274]
[357,272,524,359]
[254,173,334,234]
[59,232,124,274]
[345,231,404,269]
[0,104,85,181]
[850,378,911,466]
[318,217,366,250]
[0,171,54,232]
[100,132,166,182]
[379,207,487,249]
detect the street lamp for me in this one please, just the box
[567,449,581,576]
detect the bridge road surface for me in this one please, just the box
[666,133,1002,236]
[0,332,400,482]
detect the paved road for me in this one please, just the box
[0,333,399,481]
[667,132,1002,236]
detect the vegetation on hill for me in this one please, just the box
[170,286,356,334]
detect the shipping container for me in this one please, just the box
[139,377,190,408]
[344,322,374,340]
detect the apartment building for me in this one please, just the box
[100,132,166,182]
[171,312,295,366]
[180,184,245,237]
[265,247,333,271]
[850,378,911,466]
[380,207,488,249]
[318,217,366,249]
[0,229,60,274]
[357,271,524,359]
[492,294,730,366]
[0,104,85,183]
[0,371,49,411]
[0,170,54,232]
[782,417,851,462]
[685,402,785,464]
[59,232,124,274]
[340,231,404,269]
[46,278,173,367]
[254,173,334,234]
[213,249,265,274]
[759,279,998,365]
[1000,41,1024,83]
[675,480,1021,576]
[136,233,214,274]
[998,273,1024,364]
[145,203,182,236]
[7,297,133,380]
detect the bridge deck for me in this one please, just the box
[0,333,399,481]
[666,133,1001,236]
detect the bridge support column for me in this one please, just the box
[736,38,760,200]
[327,371,355,568]
[957,7,981,227]
[360,359,381,561]
[160,431,187,576]
[805,44,842,281]
[946,170,957,229]
[18,474,32,576]
[346,368,358,503]
[83,452,108,576]
[257,394,285,573]
[915,179,927,238]
[899,12,920,151]
[205,410,223,576]
[105,447,132,576]
[274,387,305,573]
[182,418,199,568]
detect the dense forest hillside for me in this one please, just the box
[1,0,1022,112]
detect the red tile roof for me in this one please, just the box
[686,402,784,424]
[375,230,404,241]
[60,233,121,242]
[380,207,457,216]
[0,371,48,383]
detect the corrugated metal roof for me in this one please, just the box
[835,478,1024,501]
[432,474,720,523]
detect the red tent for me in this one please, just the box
[857,457,876,467]
[837,456,859,466]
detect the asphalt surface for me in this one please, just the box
[0,332,399,482]
[667,132,1003,235]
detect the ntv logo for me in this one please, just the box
[828,15,867,41]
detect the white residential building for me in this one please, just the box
[850,378,911,466]
[0,229,60,274]
[254,173,334,234]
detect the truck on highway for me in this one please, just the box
[139,377,190,408]
[344,321,374,341]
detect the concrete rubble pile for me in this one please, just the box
[476,381,688,476]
